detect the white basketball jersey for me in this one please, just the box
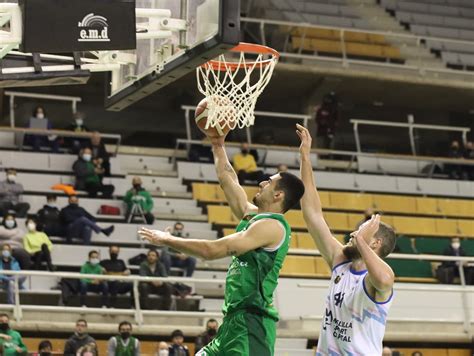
[316,261,393,356]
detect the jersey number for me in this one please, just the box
[334,292,345,308]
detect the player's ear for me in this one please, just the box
[274,189,284,203]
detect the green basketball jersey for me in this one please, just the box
[222,212,291,321]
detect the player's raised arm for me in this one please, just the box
[138,219,282,260]
[210,136,257,220]
[296,124,344,267]
[353,215,395,299]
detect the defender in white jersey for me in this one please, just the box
[296,124,397,356]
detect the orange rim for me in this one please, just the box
[202,42,280,71]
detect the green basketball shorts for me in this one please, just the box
[196,310,277,356]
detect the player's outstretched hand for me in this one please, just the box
[355,214,381,244]
[296,123,312,156]
[138,226,172,245]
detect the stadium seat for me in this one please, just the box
[437,199,474,218]
[281,256,318,276]
[373,194,418,214]
[329,191,373,211]
[457,219,474,237]
[207,205,239,225]
[294,232,317,249]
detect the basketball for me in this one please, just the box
[195,96,233,138]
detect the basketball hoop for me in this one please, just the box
[196,42,279,130]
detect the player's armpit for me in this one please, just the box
[207,219,284,260]
[364,273,394,303]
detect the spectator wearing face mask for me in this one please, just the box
[84,132,111,177]
[73,148,115,198]
[0,244,26,305]
[33,340,53,356]
[195,319,219,352]
[23,218,55,271]
[107,321,140,356]
[168,330,189,356]
[123,177,154,224]
[64,319,96,356]
[436,237,473,285]
[25,105,60,153]
[232,142,265,185]
[0,313,27,355]
[79,250,110,308]
[59,195,114,245]
[156,342,169,356]
[67,112,90,154]
[36,194,64,237]
[160,222,196,277]
[0,214,31,270]
[0,169,30,218]
[101,246,133,308]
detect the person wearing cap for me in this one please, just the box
[168,330,189,356]
[0,169,30,218]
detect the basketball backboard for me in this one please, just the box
[104,0,240,111]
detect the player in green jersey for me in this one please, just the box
[139,135,305,356]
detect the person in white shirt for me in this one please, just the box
[297,124,397,356]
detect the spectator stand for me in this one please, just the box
[240,17,474,84]
[1,250,473,342]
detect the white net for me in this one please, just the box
[196,48,278,130]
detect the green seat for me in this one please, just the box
[415,237,450,255]
[461,239,474,256]
[396,235,416,254]
[386,259,433,278]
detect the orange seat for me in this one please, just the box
[329,191,373,211]
[281,256,317,277]
[373,194,417,214]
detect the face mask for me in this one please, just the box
[241,149,249,155]
[5,220,15,229]
[7,174,16,182]
[27,222,36,231]
[452,242,461,249]
[0,323,9,332]
[120,331,130,340]
[133,184,141,190]
[158,350,169,356]
[37,113,45,119]
[76,119,83,126]
[207,328,217,336]
[82,154,92,162]
[47,202,57,208]
[110,253,118,261]
[2,250,11,258]
[90,258,100,265]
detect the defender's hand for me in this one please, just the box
[355,214,381,245]
[296,124,312,156]
[138,226,172,245]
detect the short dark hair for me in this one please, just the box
[88,250,99,258]
[375,222,397,258]
[46,194,56,201]
[206,319,218,326]
[118,321,132,331]
[38,340,52,351]
[171,329,184,339]
[147,249,158,257]
[33,105,46,117]
[275,172,305,213]
[76,319,87,326]
[25,217,37,226]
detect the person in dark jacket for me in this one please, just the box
[314,92,339,151]
[437,237,473,285]
[72,148,114,198]
[168,330,189,356]
[66,112,90,154]
[59,195,114,244]
[25,105,60,153]
[195,319,219,353]
[84,132,111,177]
[64,319,96,356]
[36,194,64,237]
[138,249,172,310]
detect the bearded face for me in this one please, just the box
[342,243,361,260]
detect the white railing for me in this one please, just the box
[180,105,313,145]
[240,17,474,78]
[0,127,122,156]
[1,252,473,337]
[4,91,82,128]
[350,118,471,154]
[173,138,474,178]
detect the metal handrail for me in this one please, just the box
[350,118,471,154]
[174,138,474,172]
[0,126,122,156]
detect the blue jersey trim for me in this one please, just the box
[350,267,368,275]
[331,260,350,272]
[362,275,394,305]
